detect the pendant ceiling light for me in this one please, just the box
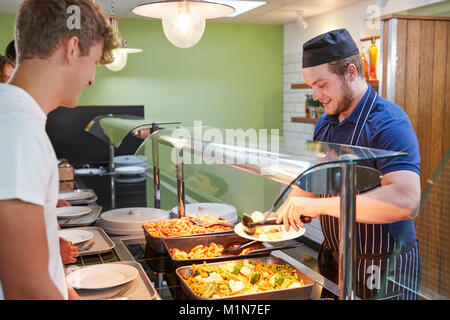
[133,1,235,48]
[106,1,143,72]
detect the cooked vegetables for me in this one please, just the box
[184,260,305,298]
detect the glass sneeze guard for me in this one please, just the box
[135,126,407,300]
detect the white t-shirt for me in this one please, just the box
[0,83,68,300]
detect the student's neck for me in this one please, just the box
[9,59,62,115]
[338,81,368,123]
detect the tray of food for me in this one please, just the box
[142,215,234,254]
[175,256,315,300]
[164,233,271,271]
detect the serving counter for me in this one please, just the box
[64,123,408,300]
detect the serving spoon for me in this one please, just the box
[222,242,305,256]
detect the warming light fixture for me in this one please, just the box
[106,1,143,72]
[132,1,235,48]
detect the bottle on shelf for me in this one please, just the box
[361,47,369,81]
[369,37,378,80]
[305,94,311,118]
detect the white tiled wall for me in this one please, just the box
[283,52,324,246]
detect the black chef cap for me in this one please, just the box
[302,29,359,68]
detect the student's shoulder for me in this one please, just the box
[0,84,28,113]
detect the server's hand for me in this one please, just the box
[276,197,316,231]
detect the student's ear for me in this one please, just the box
[64,36,80,67]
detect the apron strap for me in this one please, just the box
[350,87,377,146]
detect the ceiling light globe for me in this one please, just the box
[162,12,206,48]
[105,49,128,72]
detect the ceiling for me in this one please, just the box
[0,0,368,25]
[396,0,450,17]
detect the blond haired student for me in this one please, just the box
[0,0,119,300]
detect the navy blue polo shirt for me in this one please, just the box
[313,84,420,246]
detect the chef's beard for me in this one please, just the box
[337,77,354,114]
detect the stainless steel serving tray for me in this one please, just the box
[175,256,315,300]
[164,233,270,271]
[142,222,234,254]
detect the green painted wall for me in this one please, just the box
[0,13,286,216]
[0,14,283,131]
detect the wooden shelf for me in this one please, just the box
[291,83,311,89]
[360,35,380,42]
[291,117,318,124]
[292,80,379,90]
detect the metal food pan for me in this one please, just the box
[142,225,234,254]
[164,233,271,271]
[175,256,315,300]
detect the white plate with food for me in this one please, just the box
[66,264,139,290]
[58,229,93,244]
[59,190,95,201]
[234,222,305,242]
[56,206,92,219]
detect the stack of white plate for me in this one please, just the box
[114,155,149,183]
[114,155,149,169]
[99,207,170,236]
[56,206,92,219]
[74,168,105,176]
[171,203,238,225]
[58,189,97,205]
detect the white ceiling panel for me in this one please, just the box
[0,0,368,24]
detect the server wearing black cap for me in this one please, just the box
[275,29,421,300]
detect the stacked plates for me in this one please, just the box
[58,189,97,205]
[114,155,149,183]
[114,155,149,169]
[66,264,138,290]
[56,206,92,219]
[99,207,170,236]
[171,203,238,224]
[74,168,105,176]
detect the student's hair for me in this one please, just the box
[328,54,365,79]
[5,40,16,62]
[15,0,120,65]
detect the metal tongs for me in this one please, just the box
[241,214,311,235]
